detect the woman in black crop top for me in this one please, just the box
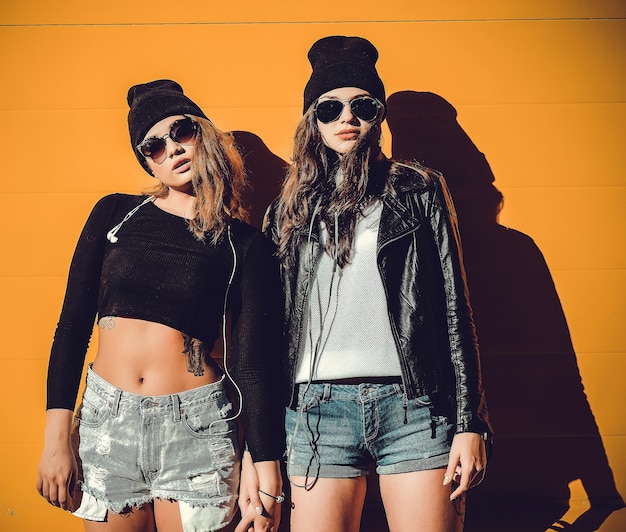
[36,79,285,532]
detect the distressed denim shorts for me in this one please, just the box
[71,365,240,531]
[285,382,454,479]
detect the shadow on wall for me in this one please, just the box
[231,131,289,230]
[382,90,625,532]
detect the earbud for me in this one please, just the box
[105,196,155,245]
[107,230,119,243]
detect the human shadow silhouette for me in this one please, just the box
[380,90,624,531]
[232,131,288,230]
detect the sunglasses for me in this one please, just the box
[314,96,382,124]
[136,116,198,164]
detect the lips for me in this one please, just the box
[173,158,191,172]
[337,129,359,140]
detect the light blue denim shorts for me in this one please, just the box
[71,366,240,530]
[285,382,454,479]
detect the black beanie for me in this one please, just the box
[127,79,207,174]
[303,36,386,114]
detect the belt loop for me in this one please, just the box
[111,389,122,418]
[172,394,181,422]
[322,383,332,401]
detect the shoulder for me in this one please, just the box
[228,221,280,282]
[90,193,147,216]
[387,160,444,194]
[81,193,151,236]
[229,219,263,243]
[229,220,276,256]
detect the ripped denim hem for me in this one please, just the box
[75,484,238,516]
[73,488,238,531]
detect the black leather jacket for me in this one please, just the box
[265,162,491,436]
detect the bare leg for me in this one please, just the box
[379,468,464,532]
[153,499,184,532]
[83,504,157,532]
[289,476,367,532]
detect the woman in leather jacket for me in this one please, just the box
[265,36,492,531]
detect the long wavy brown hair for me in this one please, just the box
[274,108,390,268]
[146,116,248,243]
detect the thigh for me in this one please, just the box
[153,499,183,532]
[154,498,239,532]
[289,476,367,532]
[83,504,156,532]
[379,469,464,532]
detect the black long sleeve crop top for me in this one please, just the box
[47,193,285,461]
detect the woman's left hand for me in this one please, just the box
[235,452,282,532]
[443,432,487,501]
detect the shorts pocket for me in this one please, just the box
[296,385,322,413]
[75,392,110,428]
[182,396,235,438]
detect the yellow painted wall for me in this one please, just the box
[1,1,624,530]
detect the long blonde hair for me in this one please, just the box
[147,116,248,243]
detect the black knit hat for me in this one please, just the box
[303,36,386,114]
[127,79,207,174]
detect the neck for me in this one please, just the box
[156,189,195,219]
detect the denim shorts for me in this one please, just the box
[71,366,240,531]
[285,382,454,479]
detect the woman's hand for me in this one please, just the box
[36,409,78,511]
[443,432,487,501]
[235,451,283,532]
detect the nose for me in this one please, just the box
[164,135,185,158]
[339,103,358,124]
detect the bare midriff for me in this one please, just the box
[92,316,222,396]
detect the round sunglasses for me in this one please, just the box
[136,116,198,164]
[314,96,382,124]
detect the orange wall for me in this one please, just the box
[1,2,624,530]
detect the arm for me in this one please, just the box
[230,229,286,530]
[230,230,285,459]
[422,173,491,497]
[424,173,490,435]
[38,196,117,507]
[47,195,117,410]
[36,409,77,511]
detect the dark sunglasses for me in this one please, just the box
[136,116,198,164]
[314,96,382,124]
